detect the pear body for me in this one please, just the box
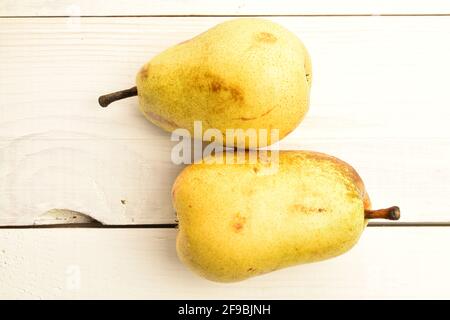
[136,18,311,147]
[172,151,371,282]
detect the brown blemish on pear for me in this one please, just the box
[289,204,327,214]
[235,106,276,121]
[231,213,247,233]
[139,65,149,80]
[255,32,277,43]
[211,80,222,92]
[202,72,244,103]
[229,87,244,102]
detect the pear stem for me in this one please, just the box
[98,86,138,108]
[364,206,400,220]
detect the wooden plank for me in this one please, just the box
[0,227,449,299]
[1,16,450,225]
[1,0,450,17]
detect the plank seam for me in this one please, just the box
[1,222,450,229]
[1,13,450,18]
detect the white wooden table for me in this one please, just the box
[1,1,450,299]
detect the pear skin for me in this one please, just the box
[99,18,312,147]
[172,151,399,282]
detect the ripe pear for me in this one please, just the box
[99,18,312,147]
[172,151,400,282]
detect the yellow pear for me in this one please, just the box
[172,151,400,282]
[99,18,312,147]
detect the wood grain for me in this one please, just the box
[1,16,450,224]
[1,0,450,16]
[0,227,448,299]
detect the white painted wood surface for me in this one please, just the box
[2,0,450,16]
[0,227,449,299]
[1,2,450,300]
[1,16,450,224]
